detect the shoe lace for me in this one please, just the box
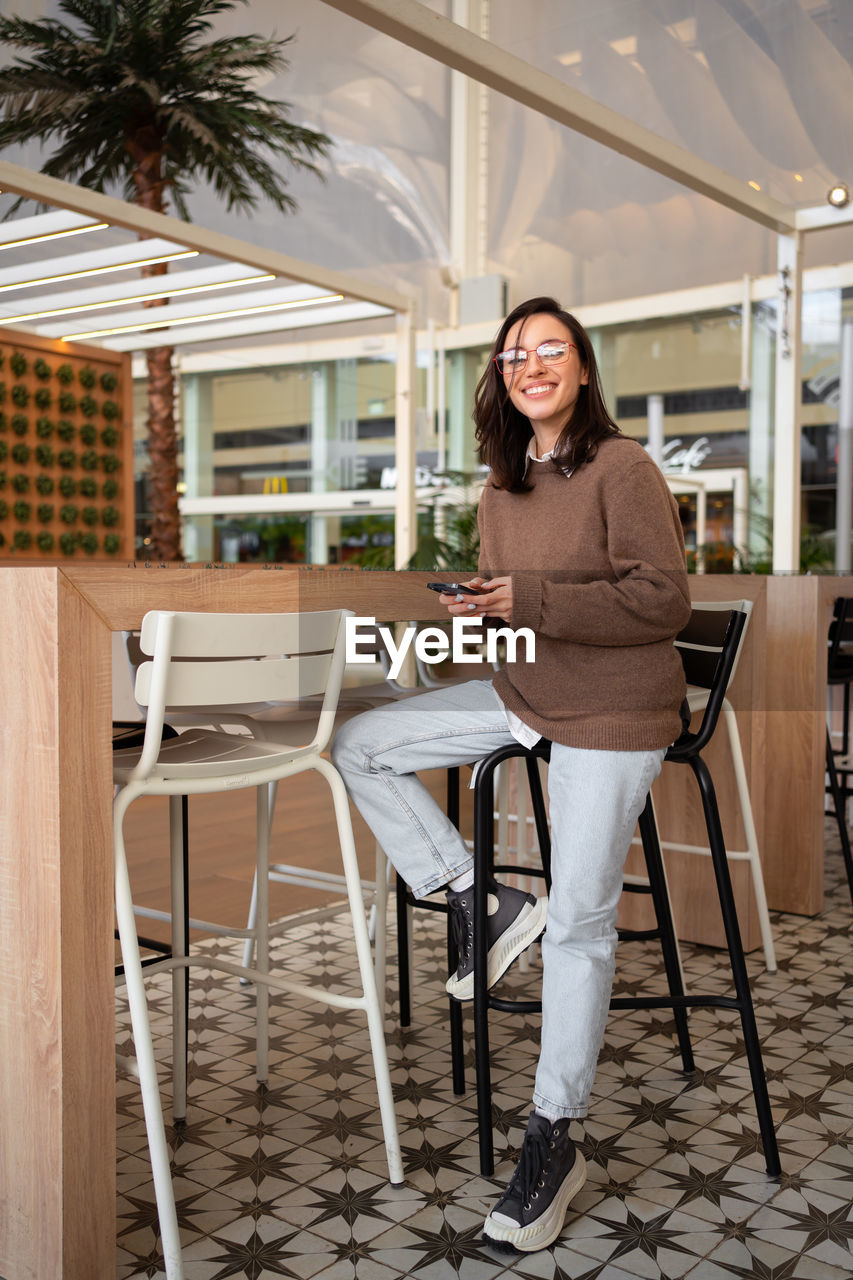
[448,897,473,960]
[512,1127,551,1205]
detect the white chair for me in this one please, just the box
[120,628,403,984]
[112,608,403,1280]
[634,598,776,972]
[239,624,417,977]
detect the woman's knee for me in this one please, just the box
[544,890,621,948]
[331,711,370,774]
[331,704,391,774]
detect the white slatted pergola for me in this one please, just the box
[0,160,419,566]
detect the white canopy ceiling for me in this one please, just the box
[1,0,852,328]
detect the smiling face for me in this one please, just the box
[500,312,589,455]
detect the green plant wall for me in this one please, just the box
[0,334,132,559]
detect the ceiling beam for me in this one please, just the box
[795,202,853,232]
[318,0,797,233]
[36,282,340,339]
[0,159,410,312]
[95,300,392,350]
[0,208,104,245]
[0,263,272,323]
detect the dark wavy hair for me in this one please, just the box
[473,296,620,491]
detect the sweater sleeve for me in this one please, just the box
[510,459,691,645]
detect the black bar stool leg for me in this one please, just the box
[524,754,552,891]
[446,925,466,1095]
[395,874,412,1027]
[637,797,695,1073]
[691,756,781,1177]
[181,794,190,1087]
[446,766,466,1093]
[826,729,853,905]
[473,756,498,1177]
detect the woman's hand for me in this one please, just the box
[439,576,513,623]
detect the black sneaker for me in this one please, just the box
[445,881,547,1001]
[483,1111,587,1252]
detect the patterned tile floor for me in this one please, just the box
[116,836,853,1280]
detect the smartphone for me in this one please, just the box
[426,581,481,595]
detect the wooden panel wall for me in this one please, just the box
[0,569,114,1280]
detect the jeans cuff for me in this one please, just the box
[412,857,474,901]
[532,1091,588,1121]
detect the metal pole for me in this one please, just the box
[394,308,417,570]
[835,316,853,572]
[647,393,664,468]
[772,231,804,574]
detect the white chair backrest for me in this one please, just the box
[678,599,752,691]
[132,609,351,774]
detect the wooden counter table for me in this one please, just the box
[0,565,846,1280]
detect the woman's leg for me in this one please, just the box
[331,679,547,996]
[484,743,665,1252]
[331,679,515,898]
[533,743,666,1118]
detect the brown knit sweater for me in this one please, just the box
[478,435,691,750]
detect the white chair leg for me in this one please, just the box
[114,808,184,1279]
[318,757,403,1186]
[255,784,271,1085]
[723,699,777,972]
[242,781,279,973]
[241,871,258,973]
[169,795,188,1123]
[406,901,414,999]
[372,842,389,997]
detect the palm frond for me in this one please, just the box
[0,0,330,217]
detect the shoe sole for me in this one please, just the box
[445,897,547,1001]
[482,1149,587,1252]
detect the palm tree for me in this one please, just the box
[0,0,330,559]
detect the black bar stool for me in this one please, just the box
[825,597,853,903]
[470,741,693,1176]
[468,607,780,1179]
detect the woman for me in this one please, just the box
[332,297,690,1252]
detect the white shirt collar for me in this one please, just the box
[523,439,572,478]
[527,440,555,463]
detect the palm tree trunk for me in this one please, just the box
[132,138,183,560]
[145,339,182,561]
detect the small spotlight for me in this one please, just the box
[827,183,850,208]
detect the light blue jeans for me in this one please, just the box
[331,679,665,1119]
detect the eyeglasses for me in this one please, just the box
[494,340,576,375]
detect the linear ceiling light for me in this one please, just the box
[0,248,198,294]
[61,292,345,341]
[2,272,276,324]
[0,221,109,251]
